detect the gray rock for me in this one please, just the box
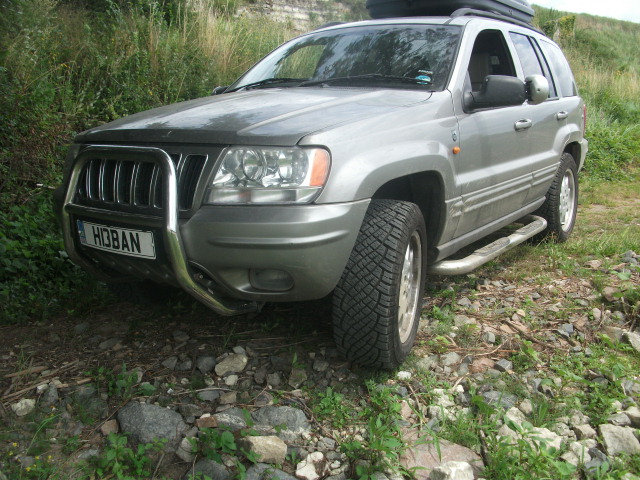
[296,452,330,480]
[239,435,287,464]
[415,356,439,371]
[98,338,121,350]
[599,424,640,456]
[172,330,190,343]
[254,392,274,407]
[215,353,248,376]
[196,355,217,374]
[495,359,513,372]
[245,463,297,480]
[603,326,624,342]
[313,359,330,372]
[608,413,632,427]
[183,459,231,480]
[370,473,389,480]
[225,374,239,386]
[482,332,496,344]
[176,359,193,371]
[574,424,597,440]
[289,368,308,388]
[457,297,472,307]
[551,422,574,440]
[623,331,640,353]
[162,356,178,370]
[117,402,187,446]
[518,399,533,416]
[71,385,108,419]
[176,436,196,462]
[76,448,100,460]
[567,409,590,427]
[429,461,474,480]
[560,323,574,335]
[254,365,268,384]
[267,372,283,387]
[39,384,59,407]
[213,408,248,431]
[625,406,640,428]
[219,391,237,404]
[441,352,461,367]
[11,399,36,417]
[253,405,310,431]
[179,404,204,418]
[399,430,483,479]
[318,437,337,449]
[74,322,90,334]
[623,378,640,395]
[481,391,517,410]
[504,407,527,427]
[197,389,221,402]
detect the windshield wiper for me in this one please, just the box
[301,74,432,87]
[226,77,307,92]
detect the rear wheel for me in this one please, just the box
[535,152,579,242]
[332,199,427,369]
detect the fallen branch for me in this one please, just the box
[504,319,568,352]
[4,366,48,379]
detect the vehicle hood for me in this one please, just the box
[75,88,432,146]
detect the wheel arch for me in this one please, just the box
[371,171,445,263]
[564,140,584,171]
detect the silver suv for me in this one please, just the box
[55,6,587,369]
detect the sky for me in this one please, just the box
[532,0,640,24]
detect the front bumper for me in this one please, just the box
[58,145,369,314]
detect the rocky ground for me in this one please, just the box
[1,241,639,479]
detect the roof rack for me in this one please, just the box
[448,7,542,32]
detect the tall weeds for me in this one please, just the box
[534,6,640,180]
[0,0,294,198]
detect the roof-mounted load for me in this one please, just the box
[366,0,535,23]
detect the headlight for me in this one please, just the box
[206,147,331,204]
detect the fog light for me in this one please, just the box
[249,269,294,292]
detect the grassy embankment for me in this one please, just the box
[0,1,638,321]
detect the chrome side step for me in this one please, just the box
[427,215,547,276]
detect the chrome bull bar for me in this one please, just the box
[61,145,259,316]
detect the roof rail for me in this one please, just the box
[448,7,542,33]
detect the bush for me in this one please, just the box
[0,189,104,323]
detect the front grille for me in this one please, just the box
[76,152,209,214]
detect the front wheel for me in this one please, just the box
[332,200,427,369]
[535,152,579,242]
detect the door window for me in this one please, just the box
[510,32,557,98]
[539,39,578,97]
[467,30,516,92]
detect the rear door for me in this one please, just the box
[509,32,576,205]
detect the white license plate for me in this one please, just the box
[77,220,156,259]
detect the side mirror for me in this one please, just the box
[212,86,229,95]
[526,75,549,105]
[464,75,526,111]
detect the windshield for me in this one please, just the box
[229,24,461,92]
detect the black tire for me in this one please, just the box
[332,199,427,369]
[535,152,579,243]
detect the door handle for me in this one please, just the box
[514,119,532,131]
[556,111,569,120]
